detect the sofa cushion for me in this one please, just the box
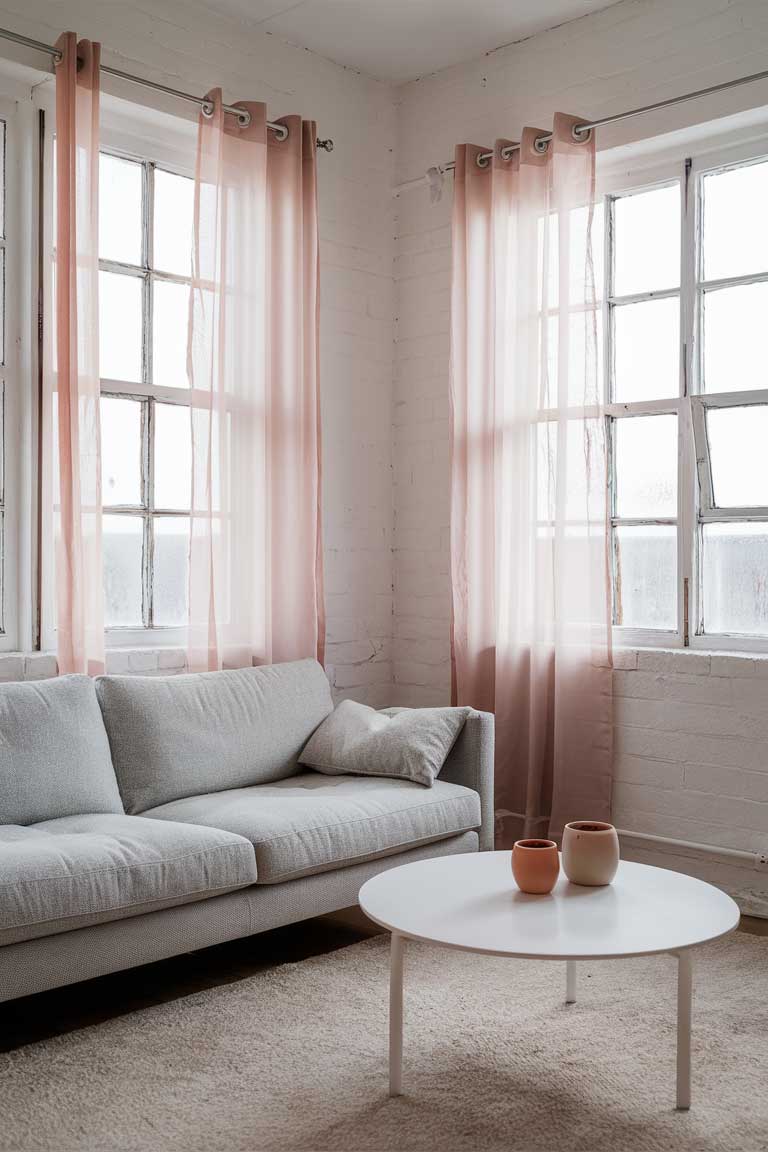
[0,675,123,826]
[143,773,481,884]
[96,659,334,814]
[0,814,257,946]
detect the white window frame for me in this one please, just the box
[35,93,199,652]
[601,131,768,653]
[99,143,194,648]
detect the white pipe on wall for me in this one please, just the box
[616,828,766,868]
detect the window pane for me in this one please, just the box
[614,524,676,629]
[615,414,677,519]
[541,201,605,307]
[702,159,768,281]
[99,271,143,383]
[154,169,194,277]
[99,153,142,265]
[101,396,142,506]
[707,406,768,507]
[103,514,143,627]
[152,279,189,389]
[153,516,189,627]
[613,296,679,401]
[613,184,680,296]
[702,523,768,636]
[155,403,191,509]
[702,282,768,393]
[543,307,603,408]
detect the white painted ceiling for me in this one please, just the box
[205,0,619,83]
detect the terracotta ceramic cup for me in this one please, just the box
[511,839,560,895]
[561,821,620,886]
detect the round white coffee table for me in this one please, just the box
[359,852,739,1110]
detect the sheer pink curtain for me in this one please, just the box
[53,33,104,675]
[188,92,324,671]
[450,114,613,846]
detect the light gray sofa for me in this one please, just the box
[0,658,493,1003]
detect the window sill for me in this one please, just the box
[0,647,187,681]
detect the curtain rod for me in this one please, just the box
[396,64,768,193]
[0,24,334,151]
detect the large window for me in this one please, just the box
[606,150,768,649]
[98,151,194,633]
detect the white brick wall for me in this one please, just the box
[391,0,768,903]
[0,0,397,703]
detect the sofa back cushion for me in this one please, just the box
[96,659,334,814]
[0,675,124,825]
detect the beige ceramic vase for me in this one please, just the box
[511,839,560,895]
[561,821,620,886]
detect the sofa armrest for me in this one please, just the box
[379,707,495,851]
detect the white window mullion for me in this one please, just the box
[679,156,697,647]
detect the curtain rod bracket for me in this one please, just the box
[317,138,334,152]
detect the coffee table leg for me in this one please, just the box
[565,960,577,1004]
[676,950,693,1111]
[389,931,405,1097]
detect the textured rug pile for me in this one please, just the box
[1,931,766,1151]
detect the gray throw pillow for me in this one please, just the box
[299,700,471,787]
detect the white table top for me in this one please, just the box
[359,852,740,960]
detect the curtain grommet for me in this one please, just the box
[201,100,215,119]
[476,152,491,169]
[533,135,550,154]
[237,109,251,128]
[572,124,592,144]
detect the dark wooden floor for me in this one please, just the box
[0,909,763,1053]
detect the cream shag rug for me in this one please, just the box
[1,931,767,1152]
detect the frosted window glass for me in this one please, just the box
[103,514,143,627]
[614,524,676,629]
[153,516,189,627]
[703,523,768,636]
